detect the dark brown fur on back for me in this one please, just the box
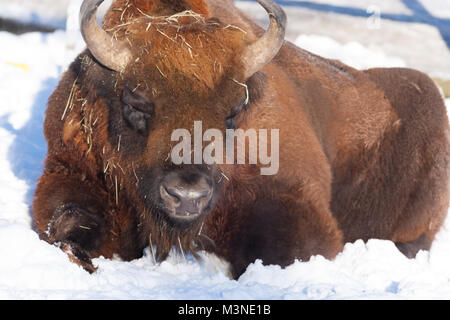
[33,0,449,278]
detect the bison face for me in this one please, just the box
[105,76,244,229]
[99,22,253,228]
[78,0,286,232]
[118,87,219,226]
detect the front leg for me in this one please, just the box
[33,169,110,273]
[47,203,104,273]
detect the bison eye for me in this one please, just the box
[122,104,152,133]
[121,87,154,133]
[225,99,248,129]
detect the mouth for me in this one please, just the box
[165,209,205,223]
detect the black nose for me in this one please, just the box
[160,173,213,222]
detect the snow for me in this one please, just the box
[0,0,69,30]
[421,0,450,19]
[295,34,407,70]
[0,3,449,300]
[286,0,412,14]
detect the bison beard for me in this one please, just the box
[32,0,449,279]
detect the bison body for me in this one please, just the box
[33,0,449,278]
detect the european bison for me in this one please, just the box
[33,0,449,278]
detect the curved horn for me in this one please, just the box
[241,0,287,78]
[80,0,132,72]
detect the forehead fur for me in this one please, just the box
[113,13,247,94]
[104,0,211,23]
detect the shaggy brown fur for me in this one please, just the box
[33,0,449,278]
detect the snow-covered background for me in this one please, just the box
[0,0,449,300]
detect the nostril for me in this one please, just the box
[196,189,213,211]
[159,185,181,207]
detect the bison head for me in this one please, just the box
[74,0,285,253]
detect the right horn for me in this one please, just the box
[80,0,132,72]
[240,0,287,79]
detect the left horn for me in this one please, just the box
[240,0,287,78]
[80,0,132,72]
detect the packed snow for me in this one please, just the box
[0,0,69,30]
[0,3,449,300]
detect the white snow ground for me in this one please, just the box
[0,5,450,300]
[0,0,69,30]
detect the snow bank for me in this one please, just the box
[295,34,407,70]
[0,0,69,29]
[0,27,449,299]
[0,0,113,31]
